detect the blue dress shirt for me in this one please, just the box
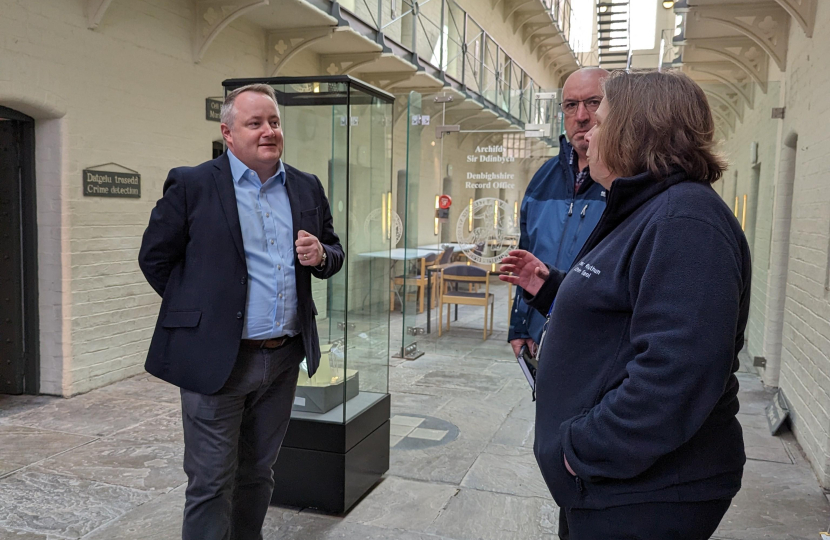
[228,150,298,339]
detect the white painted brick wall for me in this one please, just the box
[718,82,782,369]
[718,1,830,486]
[1,0,269,395]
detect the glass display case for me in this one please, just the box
[222,76,393,513]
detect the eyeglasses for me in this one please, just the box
[559,98,602,116]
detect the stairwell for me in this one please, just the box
[597,0,631,70]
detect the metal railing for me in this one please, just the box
[336,0,579,127]
[544,0,572,45]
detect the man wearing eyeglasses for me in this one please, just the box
[508,67,608,538]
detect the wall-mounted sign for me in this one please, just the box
[82,163,141,198]
[206,97,222,122]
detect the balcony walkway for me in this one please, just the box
[0,286,828,539]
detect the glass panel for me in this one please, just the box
[345,85,393,420]
[425,121,559,343]
[383,0,417,51]
[340,0,380,29]
[498,52,511,113]
[521,72,533,123]
[557,0,571,39]
[464,21,483,95]
[416,0,444,68]
[271,81,349,422]
[399,91,422,355]
[509,65,523,120]
[443,1,465,80]
[481,36,498,104]
[225,79,393,425]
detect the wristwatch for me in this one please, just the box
[315,248,327,269]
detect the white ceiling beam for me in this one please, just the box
[319,52,383,75]
[681,36,769,92]
[688,3,790,71]
[704,89,743,123]
[267,27,341,76]
[774,0,817,37]
[193,0,270,63]
[682,62,756,110]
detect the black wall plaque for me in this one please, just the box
[206,98,222,122]
[765,388,790,436]
[83,168,141,198]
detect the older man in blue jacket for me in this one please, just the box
[509,68,609,358]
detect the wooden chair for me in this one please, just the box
[391,253,438,313]
[436,245,455,265]
[432,246,454,298]
[438,264,494,340]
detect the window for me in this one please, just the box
[630,0,657,50]
[502,133,529,159]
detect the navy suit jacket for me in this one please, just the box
[138,152,344,395]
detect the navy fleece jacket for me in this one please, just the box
[528,171,751,510]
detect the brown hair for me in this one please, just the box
[596,70,725,184]
[220,84,279,127]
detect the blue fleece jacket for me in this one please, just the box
[508,136,606,344]
[527,171,750,510]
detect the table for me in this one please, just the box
[424,263,513,334]
[359,248,443,313]
[359,247,443,261]
[417,243,477,253]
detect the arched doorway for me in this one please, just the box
[0,106,39,394]
[762,132,798,387]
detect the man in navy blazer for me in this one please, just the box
[139,83,343,540]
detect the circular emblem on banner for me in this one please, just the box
[455,198,517,264]
[364,207,403,246]
[438,194,452,209]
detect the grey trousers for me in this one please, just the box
[179,336,303,540]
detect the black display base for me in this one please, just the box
[271,393,390,514]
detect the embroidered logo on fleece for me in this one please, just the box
[571,261,601,279]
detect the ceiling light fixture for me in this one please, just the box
[662,0,675,8]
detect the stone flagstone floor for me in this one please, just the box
[0,285,828,539]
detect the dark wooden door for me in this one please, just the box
[0,119,25,393]
[0,107,38,395]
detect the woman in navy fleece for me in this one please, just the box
[500,70,751,539]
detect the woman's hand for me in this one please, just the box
[498,250,550,296]
[564,455,576,476]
